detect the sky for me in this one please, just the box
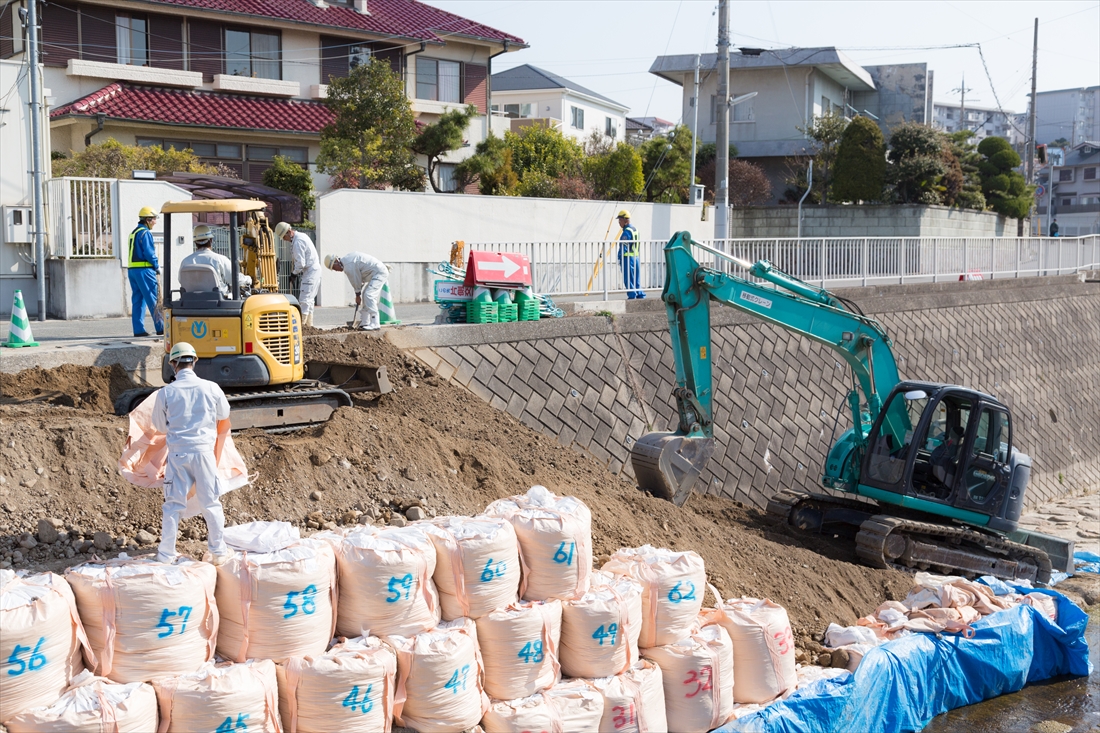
[427,0,1100,125]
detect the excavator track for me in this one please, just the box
[224,382,353,431]
[768,490,1053,584]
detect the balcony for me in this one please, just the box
[66,59,202,88]
[212,75,300,97]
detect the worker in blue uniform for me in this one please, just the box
[128,206,164,337]
[616,210,645,299]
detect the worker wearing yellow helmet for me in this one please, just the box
[127,206,164,336]
[616,210,645,299]
[152,342,235,566]
[275,222,321,327]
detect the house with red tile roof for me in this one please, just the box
[6,0,524,193]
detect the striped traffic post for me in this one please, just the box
[378,282,400,325]
[3,290,39,348]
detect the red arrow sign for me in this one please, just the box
[465,251,532,288]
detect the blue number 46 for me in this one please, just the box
[342,684,373,714]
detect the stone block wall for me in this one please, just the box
[727,204,1018,239]
[391,276,1100,510]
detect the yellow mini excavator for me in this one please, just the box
[114,199,390,429]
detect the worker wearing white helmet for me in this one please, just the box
[275,222,321,326]
[151,342,234,566]
[325,252,389,331]
[181,224,232,296]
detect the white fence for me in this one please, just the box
[470,235,1100,297]
[45,177,116,258]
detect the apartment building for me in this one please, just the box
[1035,140,1100,236]
[1031,86,1100,147]
[932,102,1022,145]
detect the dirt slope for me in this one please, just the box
[0,335,911,646]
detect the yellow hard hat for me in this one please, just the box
[324,254,338,270]
[168,342,198,363]
[193,224,212,244]
[138,206,158,219]
[274,222,292,240]
[617,210,631,219]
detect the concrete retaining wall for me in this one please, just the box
[390,275,1100,510]
[727,204,1019,239]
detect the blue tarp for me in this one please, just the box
[718,589,1091,733]
[1075,550,1100,575]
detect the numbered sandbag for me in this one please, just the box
[425,517,521,620]
[386,617,488,733]
[278,636,397,733]
[602,545,707,648]
[65,557,218,683]
[709,596,796,704]
[153,659,280,733]
[641,623,734,732]
[4,670,158,732]
[481,680,603,733]
[0,570,94,722]
[331,525,440,638]
[483,485,593,602]
[590,659,667,733]
[559,571,642,679]
[215,537,336,663]
[475,599,562,700]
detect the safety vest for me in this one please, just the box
[128,224,154,268]
[620,224,639,257]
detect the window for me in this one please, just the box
[732,95,754,122]
[1060,197,1075,206]
[945,109,954,120]
[135,138,305,182]
[1058,168,1074,182]
[502,103,533,119]
[1084,167,1097,180]
[416,58,461,102]
[571,106,584,130]
[116,14,148,66]
[225,29,280,79]
[437,163,458,192]
[605,117,617,138]
[349,45,372,69]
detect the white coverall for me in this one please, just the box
[151,367,232,559]
[339,251,389,330]
[291,231,321,326]
[180,247,252,297]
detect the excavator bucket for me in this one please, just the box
[630,431,715,506]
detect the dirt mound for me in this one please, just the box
[0,335,912,646]
[0,364,137,412]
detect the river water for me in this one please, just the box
[922,607,1099,733]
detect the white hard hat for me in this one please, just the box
[193,224,212,244]
[274,222,292,240]
[324,254,339,270]
[169,342,197,363]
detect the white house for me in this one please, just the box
[489,65,629,143]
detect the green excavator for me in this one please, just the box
[630,232,1074,584]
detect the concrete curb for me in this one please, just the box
[0,340,163,384]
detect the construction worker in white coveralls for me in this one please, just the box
[326,252,389,331]
[275,222,321,326]
[182,224,252,297]
[153,342,232,565]
[616,210,645,299]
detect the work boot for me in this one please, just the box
[156,551,178,564]
[204,550,231,566]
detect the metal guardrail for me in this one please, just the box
[45,177,115,258]
[469,235,1100,297]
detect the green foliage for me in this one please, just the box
[262,156,316,218]
[693,142,738,177]
[944,131,986,210]
[797,112,849,203]
[453,134,515,195]
[317,58,423,191]
[697,158,772,204]
[51,138,223,179]
[1050,137,1070,148]
[480,148,519,196]
[641,124,694,203]
[504,124,584,184]
[831,116,886,203]
[887,123,946,204]
[583,142,644,201]
[411,105,479,192]
[976,136,1033,219]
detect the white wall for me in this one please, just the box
[315,189,712,303]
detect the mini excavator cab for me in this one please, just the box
[861,382,1028,533]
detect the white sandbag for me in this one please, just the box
[475,599,562,700]
[425,516,522,620]
[4,669,158,733]
[601,545,707,648]
[331,525,441,638]
[481,679,603,733]
[153,659,280,733]
[65,557,218,683]
[224,521,301,554]
[708,596,796,704]
[559,571,642,679]
[278,636,397,733]
[641,623,734,732]
[215,538,336,663]
[590,659,668,733]
[483,485,593,602]
[0,570,94,722]
[386,617,488,733]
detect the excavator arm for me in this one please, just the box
[632,231,910,504]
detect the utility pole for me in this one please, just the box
[714,0,730,243]
[951,74,975,132]
[688,54,700,198]
[1026,18,1038,185]
[25,0,47,321]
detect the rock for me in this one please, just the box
[339,459,352,470]
[57,531,69,544]
[322,522,338,531]
[19,478,36,489]
[401,466,419,481]
[93,531,113,551]
[341,510,362,525]
[358,515,374,525]
[18,534,37,550]
[829,648,850,669]
[308,511,325,523]
[309,451,332,467]
[78,540,94,553]
[389,514,408,528]
[306,520,321,530]
[11,550,23,563]
[310,490,323,501]
[811,632,825,643]
[406,506,426,521]
[37,518,60,544]
[135,530,157,545]
[815,652,833,667]
[35,467,45,476]
[794,649,807,663]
